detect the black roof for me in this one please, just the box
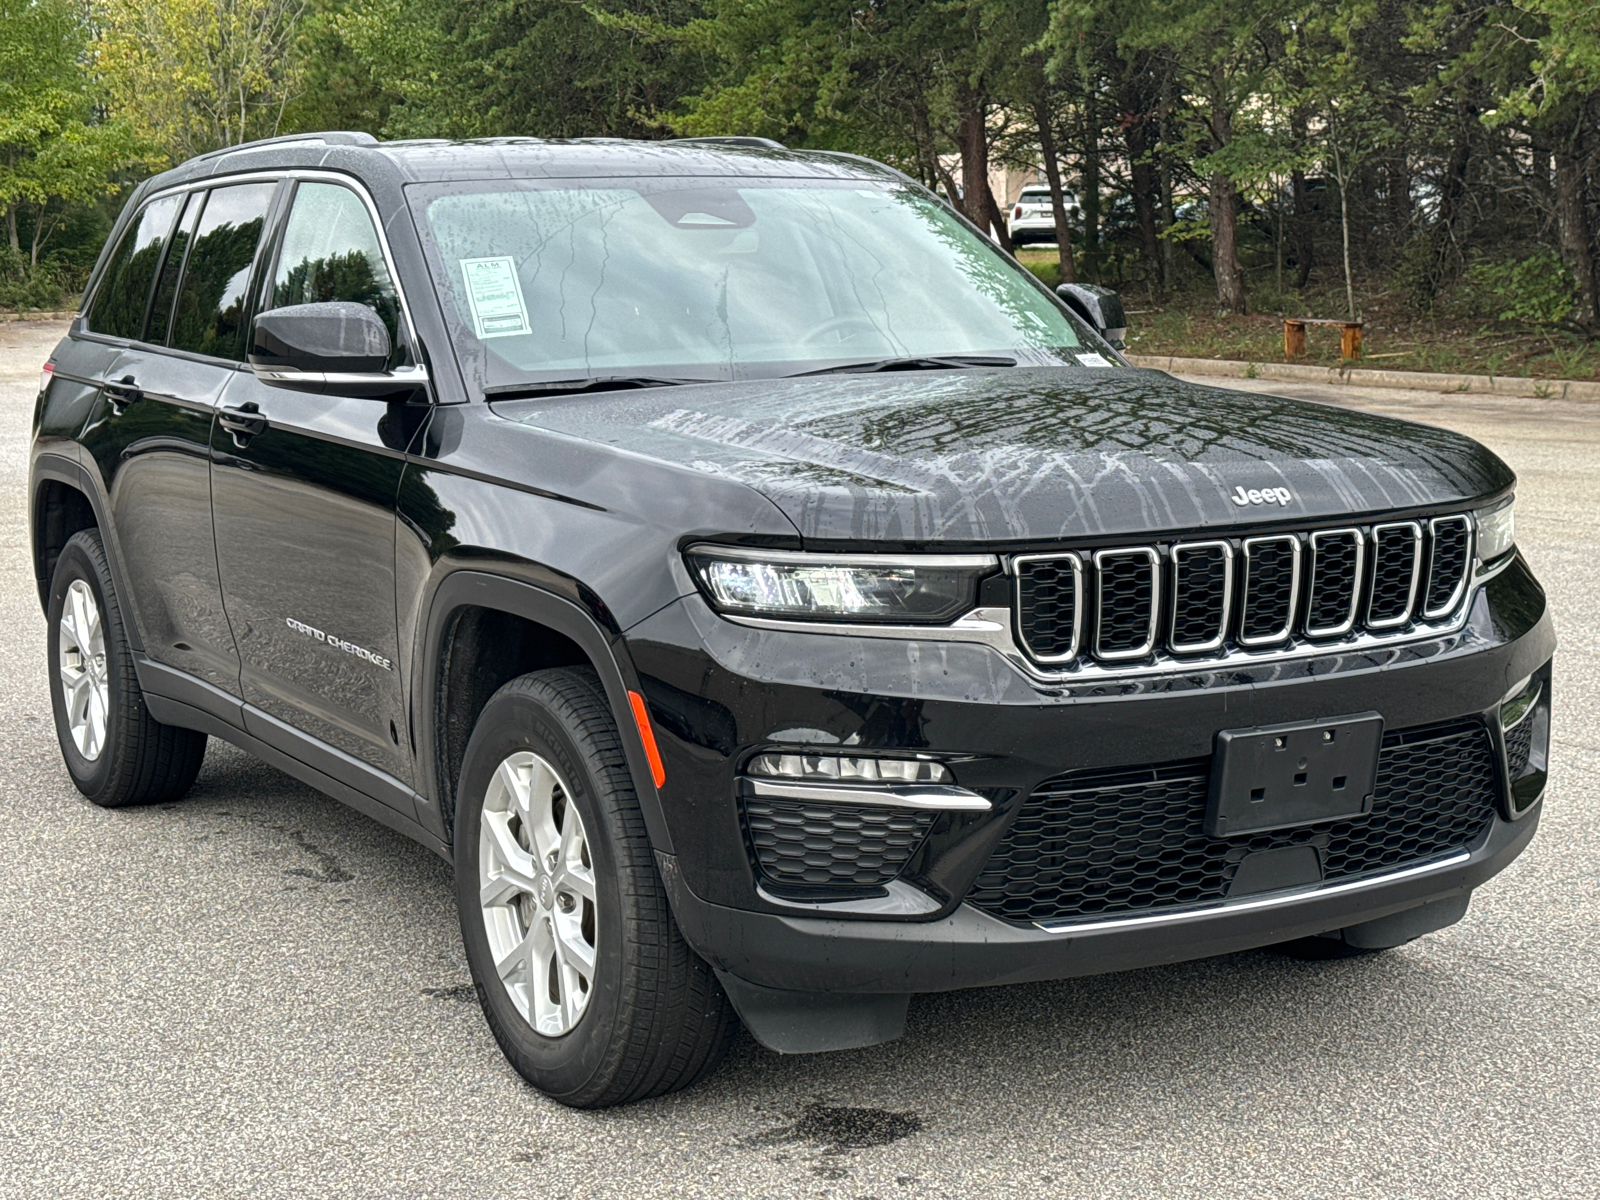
[141,133,902,195]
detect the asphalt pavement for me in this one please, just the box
[2,321,1596,1199]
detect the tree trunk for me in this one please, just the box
[5,205,17,255]
[1158,73,1175,291]
[1082,86,1101,281]
[1208,85,1246,314]
[956,98,1013,253]
[1033,94,1076,284]
[1210,173,1247,314]
[1291,168,1314,289]
[1115,52,1162,284]
[1554,116,1599,331]
[1124,112,1161,282]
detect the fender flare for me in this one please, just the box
[411,569,674,856]
[28,452,145,654]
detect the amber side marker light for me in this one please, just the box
[627,690,667,788]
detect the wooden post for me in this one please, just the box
[1341,322,1362,361]
[1284,319,1306,358]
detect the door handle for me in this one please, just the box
[104,375,142,415]
[218,402,268,446]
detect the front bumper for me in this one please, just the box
[659,804,1538,994]
[624,551,1552,998]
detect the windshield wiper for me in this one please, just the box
[793,355,1018,377]
[483,375,702,401]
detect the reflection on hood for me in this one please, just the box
[496,366,1512,544]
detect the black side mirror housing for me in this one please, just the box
[249,301,391,375]
[1056,283,1127,350]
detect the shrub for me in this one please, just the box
[0,247,73,311]
[1464,252,1575,326]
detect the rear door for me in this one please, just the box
[210,178,424,799]
[74,182,277,697]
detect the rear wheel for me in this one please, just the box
[454,667,736,1108]
[46,529,207,807]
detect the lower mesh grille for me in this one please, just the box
[741,797,933,888]
[966,720,1499,925]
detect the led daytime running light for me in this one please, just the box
[747,752,951,785]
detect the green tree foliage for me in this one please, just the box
[0,0,140,301]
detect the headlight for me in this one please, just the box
[1474,496,1516,563]
[685,546,996,624]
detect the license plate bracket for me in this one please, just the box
[1205,712,1383,837]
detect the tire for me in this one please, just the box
[454,666,737,1108]
[46,528,207,807]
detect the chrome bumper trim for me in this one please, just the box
[744,777,992,812]
[1030,850,1472,935]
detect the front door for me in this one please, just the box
[210,179,423,797]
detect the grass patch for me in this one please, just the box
[1015,251,1600,382]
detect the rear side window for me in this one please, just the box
[169,181,277,360]
[86,194,183,340]
[270,181,403,362]
[146,193,203,346]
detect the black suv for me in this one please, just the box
[31,133,1553,1108]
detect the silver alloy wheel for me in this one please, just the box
[479,750,599,1036]
[58,578,109,761]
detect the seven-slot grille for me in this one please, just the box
[1013,514,1474,668]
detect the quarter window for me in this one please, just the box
[169,182,277,361]
[86,193,183,340]
[271,182,402,363]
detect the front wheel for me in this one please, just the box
[454,667,736,1108]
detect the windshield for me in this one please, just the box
[407,176,1103,392]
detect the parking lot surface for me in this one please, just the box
[2,320,1596,1198]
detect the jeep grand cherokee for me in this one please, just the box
[30,133,1553,1108]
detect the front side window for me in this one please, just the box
[270,181,403,364]
[409,177,1096,393]
[86,193,183,340]
[169,181,277,361]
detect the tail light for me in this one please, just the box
[1012,205,1023,219]
[39,362,54,396]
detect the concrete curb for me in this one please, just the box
[1128,353,1600,402]
[0,310,76,323]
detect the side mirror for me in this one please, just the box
[1056,283,1127,350]
[249,302,402,394]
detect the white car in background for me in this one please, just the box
[1008,184,1080,246]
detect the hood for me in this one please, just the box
[496,366,1513,545]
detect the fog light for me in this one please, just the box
[746,752,951,784]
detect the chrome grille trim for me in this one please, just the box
[1167,540,1233,654]
[1367,521,1424,629]
[1305,528,1364,637]
[1012,552,1084,663]
[1423,515,1473,619]
[1238,535,1302,647]
[1093,547,1160,660]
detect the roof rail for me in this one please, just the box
[193,131,379,162]
[667,136,786,151]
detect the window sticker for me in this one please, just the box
[1076,351,1112,368]
[459,256,531,339]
